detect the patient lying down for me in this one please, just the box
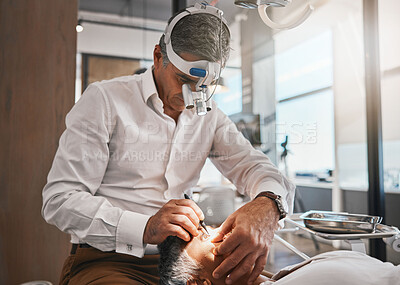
[158,227,400,285]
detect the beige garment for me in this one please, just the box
[262,251,400,285]
[60,245,159,285]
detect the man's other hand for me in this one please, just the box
[211,197,280,284]
[143,199,204,244]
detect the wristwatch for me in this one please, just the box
[255,191,288,220]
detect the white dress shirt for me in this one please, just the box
[42,68,295,258]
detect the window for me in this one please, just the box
[275,31,335,176]
[213,67,242,115]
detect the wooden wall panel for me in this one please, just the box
[87,55,141,85]
[0,0,77,283]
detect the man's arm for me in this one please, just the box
[208,109,294,210]
[42,84,150,257]
[208,109,295,284]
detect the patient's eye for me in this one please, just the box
[200,232,210,241]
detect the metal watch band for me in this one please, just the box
[255,191,287,220]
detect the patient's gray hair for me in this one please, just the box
[159,8,231,67]
[158,236,203,285]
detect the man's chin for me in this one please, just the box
[169,98,186,112]
[175,105,186,112]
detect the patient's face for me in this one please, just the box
[184,227,230,285]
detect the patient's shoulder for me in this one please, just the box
[264,250,399,285]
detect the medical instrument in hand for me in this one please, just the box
[184,193,210,235]
[163,3,230,116]
[234,0,314,30]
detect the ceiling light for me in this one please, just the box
[76,20,83,33]
[234,0,313,30]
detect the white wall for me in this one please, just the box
[379,0,400,72]
[77,11,164,60]
[379,0,400,142]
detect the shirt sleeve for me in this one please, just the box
[208,109,295,215]
[41,84,149,257]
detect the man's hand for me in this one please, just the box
[143,199,204,244]
[211,197,280,284]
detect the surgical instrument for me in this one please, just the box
[184,193,210,235]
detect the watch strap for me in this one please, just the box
[255,191,287,220]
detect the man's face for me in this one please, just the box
[184,227,230,285]
[153,46,199,114]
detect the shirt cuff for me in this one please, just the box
[252,182,289,209]
[116,211,150,258]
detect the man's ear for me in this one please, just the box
[153,45,163,68]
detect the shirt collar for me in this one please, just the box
[140,66,197,121]
[141,66,158,103]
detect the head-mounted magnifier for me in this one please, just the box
[163,3,229,116]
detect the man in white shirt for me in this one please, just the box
[42,4,294,285]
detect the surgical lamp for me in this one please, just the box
[163,3,230,116]
[234,0,314,30]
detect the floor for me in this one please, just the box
[264,232,336,273]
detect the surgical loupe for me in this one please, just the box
[163,3,230,116]
[182,84,212,116]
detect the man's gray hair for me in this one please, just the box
[159,8,231,67]
[158,236,203,285]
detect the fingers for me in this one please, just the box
[161,199,203,234]
[212,228,240,256]
[165,224,191,242]
[169,213,199,238]
[212,243,249,281]
[172,202,201,229]
[212,225,270,284]
[247,253,268,285]
[175,199,205,221]
[211,215,234,243]
[225,252,259,285]
[213,246,268,284]
[144,199,205,244]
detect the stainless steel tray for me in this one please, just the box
[285,213,399,240]
[300,211,382,234]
